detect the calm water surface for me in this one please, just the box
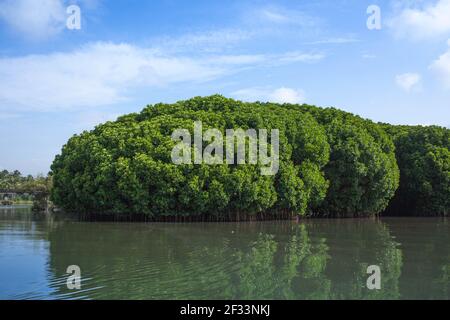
[0,206,448,299]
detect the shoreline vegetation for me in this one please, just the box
[65,211,449,223]
[0,171,52,211]
[32,95,450,221]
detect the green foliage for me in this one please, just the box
[382,125,450,216]
[318,110,399,216]
[276,105,400,216]
[50,95,448,218]
[51,95,332,218]
[0,170,51,195]
[0,170,52,210]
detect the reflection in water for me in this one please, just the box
[0,206,448,299]
[385,218,450,299]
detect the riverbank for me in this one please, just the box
[45,209,448,223]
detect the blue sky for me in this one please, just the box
[1,0,450,175]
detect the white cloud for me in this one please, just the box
[260,9,291,24]
[154,28,255,54]
[0,0,66,39]
[232,87,305,104]
[255,6,318,27]
[429,39,450,88]
[388,0,450,40]
[395,73,421,92]
[206,54,266,65]
[0,42,321,112]
[303,37,359,45]
[0,0,101,39]
[269,87,305,103]
[208,51,325,68]
[277,52,325,63]
[0,42,224,112]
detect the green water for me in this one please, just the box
[0,206,448,300]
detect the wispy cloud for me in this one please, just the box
[153,28,255,54]
[0,0,66,39]
[0,0,101,40]
[277,52,325,63]
[204,54,266,65]
[254,6,319,27]
[0,42,222,112]
[302,37,359,45]
[0,42,323,113]
[395,73,421,92]
[429,39,450,88]
[388,0,450,40]
[153,4,323,54]
[259,9,291,24]
[232,87,305,104]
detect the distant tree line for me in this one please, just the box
[0,170,51,194]
[0,170,52,210]
[50,95,449,220]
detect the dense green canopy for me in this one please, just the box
[50,95,449,219]
[279,105,400,216]
[382,125,450,216]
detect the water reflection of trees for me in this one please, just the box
[45,219,410,299]
[384,218,450,299]
[4,210,449,299]
[0,206,58,241]
[234,227,332,299]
